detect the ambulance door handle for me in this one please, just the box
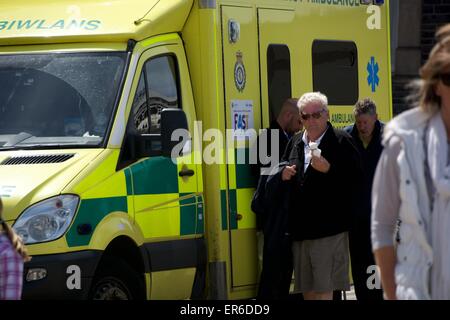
[179,168,195,177]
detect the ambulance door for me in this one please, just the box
[123,41,203,299]
[221,6,260,288]
[257,8,297,129]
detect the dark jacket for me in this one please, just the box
[251,120,291,230]
[252,120,290,178]
[261,161,291,239]
[282,123,363,241]
[344,121,384,301]
[256,161,293,299]
[344,120,384,220]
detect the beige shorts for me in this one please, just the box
[292,232,350,293]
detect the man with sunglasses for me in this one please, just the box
[344,98,384,301]
[280,92,362,300]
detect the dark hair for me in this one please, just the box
[0,198,31,262]
[284,98,299,107]
[353,98,377,116]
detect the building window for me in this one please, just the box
[312,40,358,106]
[267,45,292,123]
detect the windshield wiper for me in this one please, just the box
[0,144,64,151]
[0,144,99,151]
[0,146,16,151]
[3,132,34,147]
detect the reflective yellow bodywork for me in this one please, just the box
[0,0,392,300]
[0,0,193,45]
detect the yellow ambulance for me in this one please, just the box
[0,0,392,299]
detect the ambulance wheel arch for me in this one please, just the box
[83,213,147,300]
[87,212,145,251]
[89,251,146,300]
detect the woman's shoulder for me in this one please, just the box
[385,107,430,133]
[383,107,432,146]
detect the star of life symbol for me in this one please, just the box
[367,56,380,92]
[234,51,246,92]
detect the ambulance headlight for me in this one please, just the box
[13,195,79,244]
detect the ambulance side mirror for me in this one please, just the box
[160,108,189,158]
[131,108,188,159]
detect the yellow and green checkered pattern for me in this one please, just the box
[66,151,203,247]
[220,148,258,231]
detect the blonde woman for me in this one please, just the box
[372,23,450,300]
[0,198,31,300]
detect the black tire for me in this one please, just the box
[89,256,145,300]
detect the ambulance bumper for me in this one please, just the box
[22,250,102,300]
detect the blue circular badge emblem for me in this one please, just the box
[234,60,246,92]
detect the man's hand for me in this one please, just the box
[311,155,330,173]
[282,165,297,181]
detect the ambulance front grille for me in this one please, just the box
[1,154,75,165]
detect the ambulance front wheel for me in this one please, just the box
[89,256,145,300]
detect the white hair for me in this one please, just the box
[297,92,328,113]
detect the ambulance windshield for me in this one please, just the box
[0,52,127,149]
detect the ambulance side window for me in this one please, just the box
[267,44,292,123]
[131,74,149,134]
[312,40,358,105]
[118,54,182,169]
[130,55,181,135]
[145,55,180,134]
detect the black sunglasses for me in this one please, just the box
[439,73,450,86]
[301,109,325,121]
